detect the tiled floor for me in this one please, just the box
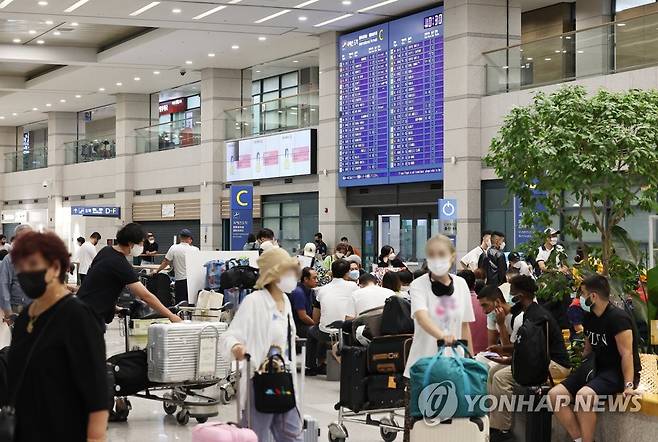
[106,320,386,442]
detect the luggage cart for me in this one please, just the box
[111,309,228,425]
[329,406,405,442]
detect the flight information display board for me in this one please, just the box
[338,7,443,187]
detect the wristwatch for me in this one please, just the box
[625,381,634,389]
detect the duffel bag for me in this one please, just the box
[365,374,405,410]
[107,350,152,396]
[192,422,257,442]
[380,296,413,335]
[339,345,369,412]
[409,343,488,420]
[367,334,412,374]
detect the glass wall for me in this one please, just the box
[6,123,48,172]
[67,105,116,164]
[261,193,318,255]
[481,180,514,245]
[252,71,300,133]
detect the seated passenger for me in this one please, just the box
[549,275,640,442]
[306,259,357,375]
[489,275,571,442]
[397,270,414,297]
[458,269,489,355]
[382,271,402,295]
[352,273,394,315]
[288,267,317,338]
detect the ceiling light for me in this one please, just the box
[32,107,38,111]
[134,77,141,81]
[231,45,239,50]
[185,60,193,64]
[255,70,261,73]
[59,99,66,103]
[12,38,20,43]
[38,1,48,6]
[11,112,17,116]
[116,82,122,86]
[228,0,242,3]
[71,22,78,26]
[342,0,352,4]
[298,16,307,21]
[544,57,552,61]
[193,5,226,20]
[46,103,51,107]
[617,23,626,27]
[64,0,90,12]
[314,13,353,27]
[554,50,560,53]
[53,30,60,35]
[526,57,533,61]
[98,87,105,91]
[45,20,53,24]
[295,0,319,7]
[153,70,160,75]
[258,36,267,41]
[36,39,45,44]
[28,30,37,34]
[577,50,584,54]
[358,0,398,13]
[0,117,4,120]
[0,0,15,8]
[208,53,215,57]
[172,8,181,13]
[255,9,291,23]
[293,60,299,63]
[75,94,81,98]
[129,1,160,16]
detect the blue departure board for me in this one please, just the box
[338,7,443,187]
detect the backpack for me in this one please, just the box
[479,249,501,285]
[380,296,414,335]
[220,265,259,291]
[512,318,551,386]
[204,259,225,290]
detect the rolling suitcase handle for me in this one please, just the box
[236,353,252,429]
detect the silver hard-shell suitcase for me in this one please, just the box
[147,322,230,383]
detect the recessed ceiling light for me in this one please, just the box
[342,0,352,5]
[64,0,90,13]
[129,1,160,16]
[98,87,105,91]
[258,36,267,41]
[0,0,16,9]
[116,82,122,86]
[255,9,291,23]
[0,116,5,120]
[357,0,398,12]
[526,57,533,61]
[12,38,20,43]
[38,1,48,6]
[46,103,52,107]
[36,39,45,44]
[11,112,17,116]
[617,23,626,27]
[228,0,242,3]
[153,70,160,75]
[172,8,181,13]
[32,107,38,111]
[134,77,141,81]
[193,5,226,20]
[255,70,261,73]
[75,94,81,98]
[293,60,299,63]
[53,31,60,35]
[298,16,308,21]
[208,53,215,57]
[544,57,552,61]
[71,22,78,26]
[295,0,319,7]
[45,20,53,24]
[314,14,353,27]
[231,45,239,50]
[59,99,66,103]
[185,60,193,64]
[28,30,37,34]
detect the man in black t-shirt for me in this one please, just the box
[549,275,640,442]
[478,231,508,286]
[141,232,159,264]
[78,223,181,326]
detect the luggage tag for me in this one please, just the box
[197,335,218,379]
[388,376,397,389]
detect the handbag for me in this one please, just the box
[0,296,71,441]
[251,315,296,414]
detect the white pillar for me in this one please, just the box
[47,112,76,233]
[115,94,150,225]
[317,31,361,251]
[0,127,15,210]
[199,68,250,250]
[575,0,612,77]
[444,0,521,258]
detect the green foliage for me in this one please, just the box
[486,85,658,272]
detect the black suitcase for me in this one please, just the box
[365,374,405,409]
[0,347,8,406]
[146,273,174,307]
[339,345,369,412]
[107,350,152,396]
[367,334,412,374]
[511,385,552,442]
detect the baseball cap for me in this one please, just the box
[303,242,316,258]
[508,251,521,262]
[179,229,193,238]
[544,227,560,236]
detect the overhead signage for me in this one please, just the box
[438,198,457,237]
[159,97,188,116]
[230,186,253,251]
[226,129,316,182]
[71,206,121,218]
[1,210,27,224]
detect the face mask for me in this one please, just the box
[131,244,144,257]
[348,270,360,281]
[579,296,591,313]
[511,294,521,304]
[389,253,396,260]
[148,239,155,244]
[336,252,345,259]
[550,237,558,246]
[18,269,48,300]
[500,242,506,251]
[427,258,451,277]
[276,274,298,293]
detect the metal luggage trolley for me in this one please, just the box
[113,307,231,425]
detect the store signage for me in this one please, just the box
[230,186,253,251]
[22,132,29,154]
[226,129,316,182]
[159,97,188,116]
[1,210,27,224]
[71,206,121,218]
[83,111,93,122]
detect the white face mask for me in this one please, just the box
[499,242,506,251]
[348,270,360,281]
[131,244,144,257]
[427,258,451,277]
[336,252,345,259]
[148,239,155,244]
[389,253,396,260]
[276,273,298,293]
[549,237,558,246]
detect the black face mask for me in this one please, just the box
[17,269,48,300]
[431,276,454,297]
[510,291,521,304]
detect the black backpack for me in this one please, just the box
[380,296,414,335]
[512,318,551,386]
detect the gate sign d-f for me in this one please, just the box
[438,198,457,238]
[230,185,253,251]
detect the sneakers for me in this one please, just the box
[490,429,515,442]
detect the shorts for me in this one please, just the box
[561,359,632,397]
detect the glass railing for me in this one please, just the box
[64,135,116,164]
[135,117,201,154]
[225,91,319,140]
[4,146,48,172]
[484,11,658,94]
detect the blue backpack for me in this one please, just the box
[409,343,488,420]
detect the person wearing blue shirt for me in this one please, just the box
[289,267,317,337]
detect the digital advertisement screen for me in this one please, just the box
[225,129,316,182]
[338,6,444,187]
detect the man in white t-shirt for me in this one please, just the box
[155,229,199,303]
[352,273,395,315]
[536,227,568,274]
[306,259,358,374]
[77,232,101,284]
[459,231,491,271]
